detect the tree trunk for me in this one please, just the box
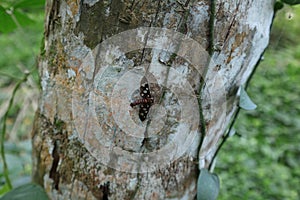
[32,0,274,199]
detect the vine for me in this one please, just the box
[0,69,34,189]
[198,0,215,159]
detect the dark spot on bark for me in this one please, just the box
[49,141,60,190]
[100,182,110,200]
[45,0,60,38]
[74,0,124,49]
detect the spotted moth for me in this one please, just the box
[130,77,154,121]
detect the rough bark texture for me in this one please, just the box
[32,0,274,199]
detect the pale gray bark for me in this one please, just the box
[32,0,274,199]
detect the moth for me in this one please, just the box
[130,77,154,121]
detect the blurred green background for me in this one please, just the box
[0,1,299,199]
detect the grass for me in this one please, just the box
[0,3,299,199]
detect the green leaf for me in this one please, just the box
[13,10,35,27]
[281,0,300,5]
[239,86,257,110]
[228,128,236,137]
[0,183,49,200]
[0,6,17,33]
[197,169,220,200]
[0,184,10,196]
[13,0,45,9]
[0,6,35,33]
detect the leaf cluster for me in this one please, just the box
[0,0,45,33]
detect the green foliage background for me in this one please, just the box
[0,1,299,199]
[0,0,44,195]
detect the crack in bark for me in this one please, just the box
[223,1,241,46]
[45,0,60,39]
[49,141,60,190]
[100,182,110,200]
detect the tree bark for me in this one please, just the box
[32,0,274,199]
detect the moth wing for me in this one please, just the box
[139,104,150,121]
[140,76,151,99]
[149,82,162,104]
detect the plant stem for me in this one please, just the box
[0,70,32,189]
